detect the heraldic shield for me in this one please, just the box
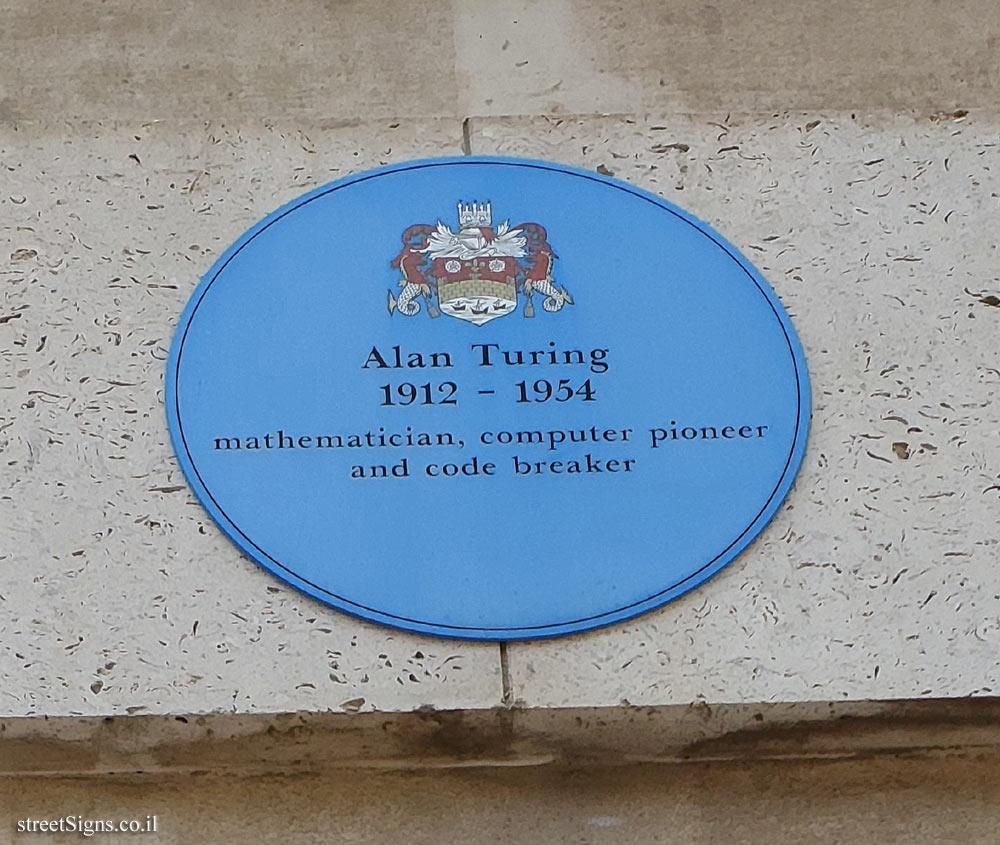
[388,201,573,325]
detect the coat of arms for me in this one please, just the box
[387,202,573,325]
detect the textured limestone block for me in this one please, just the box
[0,0,460,121]
[5,754,1000,844]
[4,0,997,123]
[455,0,999,117]
[0,119,502,718]
[470,111,1000,707]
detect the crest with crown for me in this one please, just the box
[387,200,573,325]
[459,201,494,229]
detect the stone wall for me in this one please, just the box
[2,1,999,840]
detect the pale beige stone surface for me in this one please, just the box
[470,111,1000,707]
[0,0,459,121]
[3,0,999,726]
[0,119,503,718]
[455,0,1000,117]
[2,0,997,121]
[4,753,1000,843]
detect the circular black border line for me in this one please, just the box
[173,159,805,634]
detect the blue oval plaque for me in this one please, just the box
[166,158,810,640]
